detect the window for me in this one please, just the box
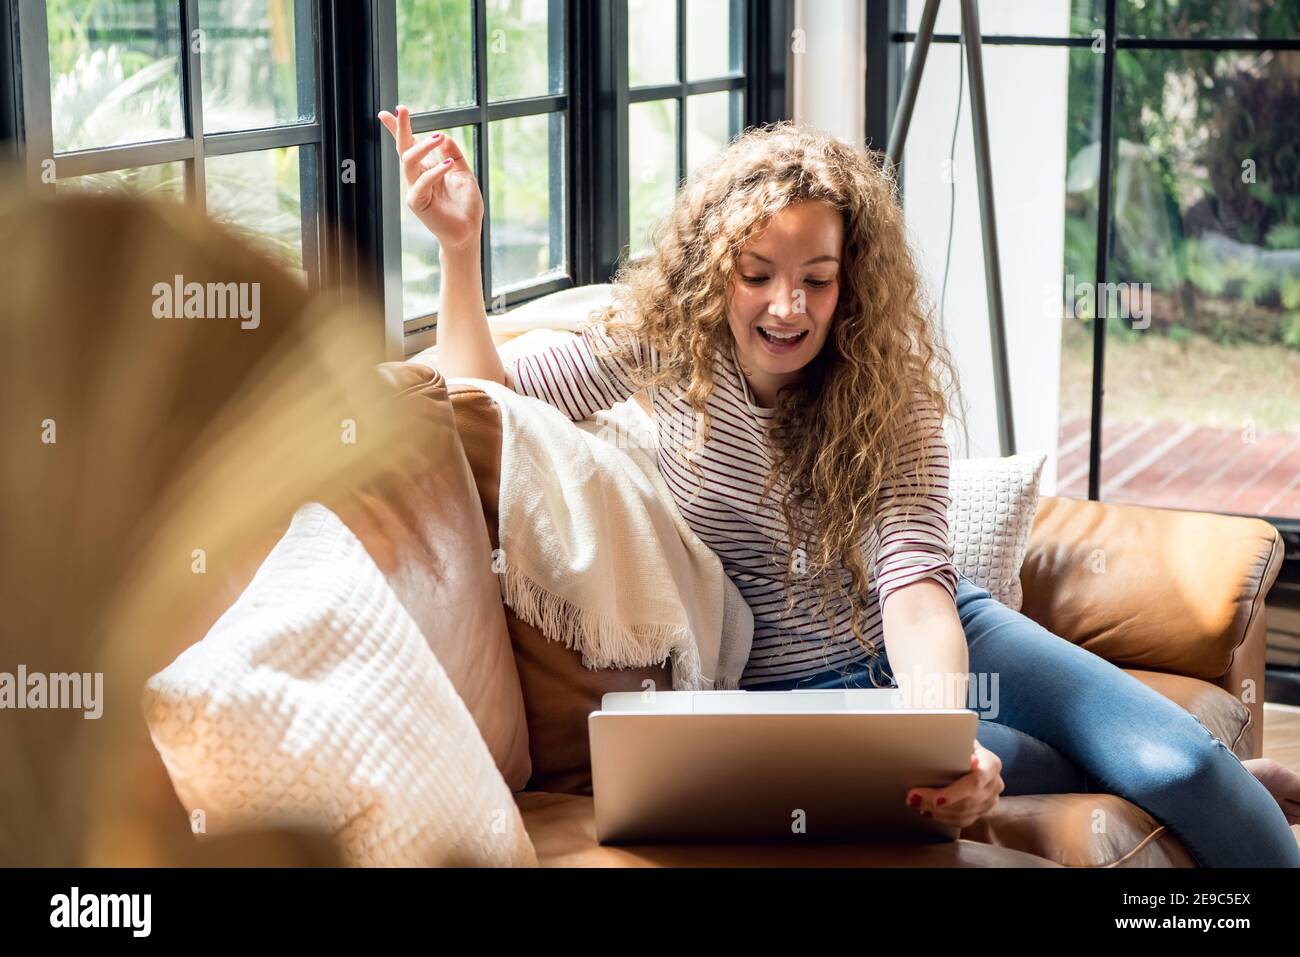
[383,0,569,345]
[20,0,324,284]
[871,0,1300,526]
[626,0,746,255]
[5,1,792,356]
[392,0,780,356]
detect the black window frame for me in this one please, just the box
[9,0,329,289]
[1,0,793,356]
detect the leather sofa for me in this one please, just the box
[175,357,1284,868]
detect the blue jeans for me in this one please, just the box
[746,574,1300,867]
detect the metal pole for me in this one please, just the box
[1088,0,1118,499]
[960,0,1015,455]
[884,0,1016,456]
[885,0,939,170]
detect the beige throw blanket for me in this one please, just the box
[449,375,754,690]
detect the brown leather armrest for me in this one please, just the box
[1018,496,1283,756]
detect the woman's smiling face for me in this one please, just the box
[726,200,843,407]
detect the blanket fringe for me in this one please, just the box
[498,564,706,691]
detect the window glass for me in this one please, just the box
[47,0,185,153]
[686,89,742,178]
[207,145,310,274]
[397,0,475,112]
[1095,49,1300,517]
[489,113,566,294]
[629,98,679,255]
[686,0,742,81]
[486,0,565,101]
[1118,1,1300,40]
[199,0,316,133]
[629,0,678,87]
[57,162,187,200]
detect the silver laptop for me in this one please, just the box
[589,689,978,845]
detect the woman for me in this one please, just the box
[379,107,1300,866]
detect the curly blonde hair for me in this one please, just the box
[589,120,965,660]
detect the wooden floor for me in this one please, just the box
[1056,416,1300,515]
[1263,702,1300,849]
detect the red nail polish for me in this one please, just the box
[936,797,946,806]
[909,794,921,807]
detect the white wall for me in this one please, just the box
[792,0,1071,492]
[791,0,864,145]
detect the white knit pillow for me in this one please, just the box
[947,452,1047,611]
[143,502,538,867]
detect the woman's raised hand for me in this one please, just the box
[377,105,483,254]
[905,739,1004,830]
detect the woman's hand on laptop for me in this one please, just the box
[905,740,1004,829]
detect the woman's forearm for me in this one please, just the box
[880,579,970,709]
[436,243,508,386]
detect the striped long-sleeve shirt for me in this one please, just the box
[505,320,959,687]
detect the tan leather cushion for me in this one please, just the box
[321,363,530,790]
[449,382,672,794]
[513,790,1191,868]
[508,617,672,794]
[959,793,1195,868]
[1020,496,1279,679]
[515,792,1059,866]
[1020,496,1281,758]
